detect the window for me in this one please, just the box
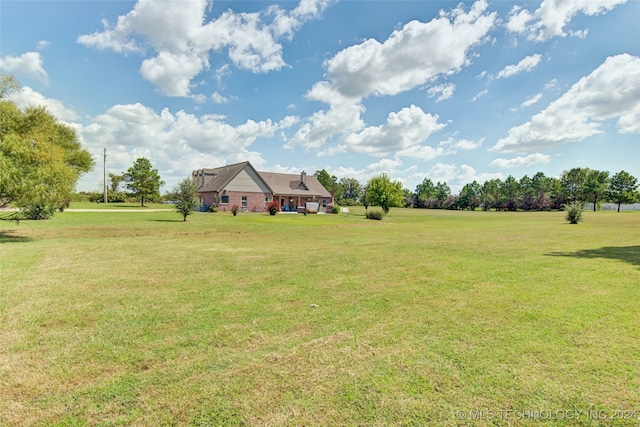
[322,198,327,207]
[265,197,270,206]
[241,196,247,208]
[221,195,229,204]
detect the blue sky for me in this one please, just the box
[2,0,639,193]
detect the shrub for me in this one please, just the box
[267,201,279,216]
[564,201,584,224]
[22,203,55,220]
[331,205,339,214]
[231,205,240,216]
[365,210,384,220]
[207,204,218,213]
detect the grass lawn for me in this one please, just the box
[1,207,639,425]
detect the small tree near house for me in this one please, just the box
[172,178,199,221]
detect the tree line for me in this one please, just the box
[315,168,640,213]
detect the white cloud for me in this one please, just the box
[36,40,51,50]
[507,0,627,42]
[323,0,495,100]
[489,153,551,168]
[492,54,640,153]
[415,163,503,193]
[75,102,297,191]
[497,54,542,79]
[439,137,484,151]
[471,89,488,101]
[520,93,543,108]
[8,86,80,122]
[211,92,229,104]
[77,0,333,97]
[343,105,446,156]
[427,83,456,102]
[0,51,49,84]
[288,0,494,153]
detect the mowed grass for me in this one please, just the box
[1,207,639,426]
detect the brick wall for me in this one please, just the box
[215,191,272,212]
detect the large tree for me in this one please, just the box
[314,169,344,204]
[607,170,640,212]
[172,177,199,221]
[458,181,482,210]
[123,158,164,207]
[365,173,404,214]
[561,167,588,202]
[339,177,363,205]
[415,178,436,208]
[583,169,610,211]
[1,78,94,219]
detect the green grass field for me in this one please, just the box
[1,207,639,426]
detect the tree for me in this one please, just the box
[458,181,482,210]
[0,73,20,98]
[482,179,501,211]
[434,181,451,208]
[315,169,344,204]
[607,171,640,212]
[172,177,199,221]
[500,175,521,211]
[582,169,610,211]
[365,173,404,214]
[1,81,94,219]
[415,178,436,208]
[123,158,164,207]
[109,173,123,192]
[340,177,363,205]
[561,167,588,202]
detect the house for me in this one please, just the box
[192,161,333,212]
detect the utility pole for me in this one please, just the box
[103,147,108,204]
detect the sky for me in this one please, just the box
[1,0,639,194]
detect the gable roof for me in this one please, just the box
[257,171,331,198]
[196,161,273,194]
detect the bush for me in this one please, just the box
[331,205,339,214]
[267,201,279,215]
[207,204,218,213]
[365,210,384,220]
[564,201,584,224]
[231,205,240,216]
[22,203,55,220]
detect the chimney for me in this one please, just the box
[301,171,307,184]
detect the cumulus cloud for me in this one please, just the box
[427,83,456,102]
[489,153,551,168]
[8,86,80,122]
[506,0,627,42]
[0,51,49,84]
[492,54,640,153]
[414,163,503,193]
[288,0,494,155]
[74,102,297,190]
[496,54,542,79]
[323,0,495,100]
[342,105,446,156]
[77,0,333,97]
[439,137,484,152]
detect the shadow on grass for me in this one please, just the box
[150,219,185,223]
[546,246,640,269]
[0,230,34,243]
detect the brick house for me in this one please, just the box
[192,161,333,212]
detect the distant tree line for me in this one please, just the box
[314,168,640,213]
